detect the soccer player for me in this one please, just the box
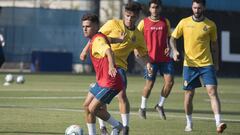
[97,2,152,135]
[170,0,227,133]
[81,13,124,135]
[137,0,174,120]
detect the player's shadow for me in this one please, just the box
[0,131,62,134]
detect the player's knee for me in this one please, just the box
[185,91,195,99]
[207,87,217,97]
[165,80,174,88]
[144,83,153,91]
[88,106,97,114]
[208,90,217,98]
[118,94,128,103]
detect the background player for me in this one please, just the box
[137,0,174,120]
[170,0,227,133]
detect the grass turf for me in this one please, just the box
[0,73,239,135]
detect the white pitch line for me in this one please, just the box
[1,105,239,123]
[39,108,240,122]
[0,96,85,99]
[204,99,240,104]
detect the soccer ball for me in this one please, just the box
[16,75,25,84]
[5,74,14,83]
[65,125,83,135]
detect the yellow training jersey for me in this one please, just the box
[99,19,148,70]
[171,16,217,67]
[91,36,110,59]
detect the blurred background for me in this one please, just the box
[0,0,240,77]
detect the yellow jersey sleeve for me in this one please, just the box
[99,19,123,38]
[137,19,144,33]
[134,31,148,57]
[171,19,184,39]
[210,22,217,42]
[92,36,110,58]
[166,18,172,36]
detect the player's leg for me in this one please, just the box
[90,85,123,135]
[182,66,201,132]
[83,92,97,135]
[88,98,122,133]
[155,62,174,120]
[90,82,108,135]
[205,85,226,133]
[116,68,129,135]
[117,89,129,135]
[139,64,157,119]
[138,80,154,119]
[154,74,173,120]
[201,66,227,133]
[97,105,109,135]
[184,90,195,132]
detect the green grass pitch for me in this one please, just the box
[0,73,239,135]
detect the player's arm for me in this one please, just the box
[134,32,153,74]
[107,32,125,44]
[170,36,180,61]
[92,35,117,77]
[211,40,219,71]
[105,48,117,77]
[134,49,153,75]
[210,22,219,71]
[137,20,144,33]
[165,19,172,56]
[170,20,184,61]
[80,41,90,61]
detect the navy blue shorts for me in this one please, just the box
[183,65,217,90]
[144,61,174,81]
[90,83,119,104]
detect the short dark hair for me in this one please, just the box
[81,13,99,25]
[192,0,206,6]
[149,0,162,7]
[125,2,142,15]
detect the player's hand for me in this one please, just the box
[80,51,87,61]
[134,49,140,58]
[146,62,153,76]
[164,47,170,56]
[108,67,117,78]
[172,50,180,61]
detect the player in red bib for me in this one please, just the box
[81,13,124,135]
[137,0,174,120]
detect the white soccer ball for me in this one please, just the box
[5,74,14,83]
[65,125,83,135]
[16,75,25,84]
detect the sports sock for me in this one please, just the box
[87,123,96,135]
[158,96,165,107]
[140,96,147,109]
[106,115,119,127]
[121,113,129,127]
[98,118,106,128]
[186,115,192,126]
[214,114,221,127]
